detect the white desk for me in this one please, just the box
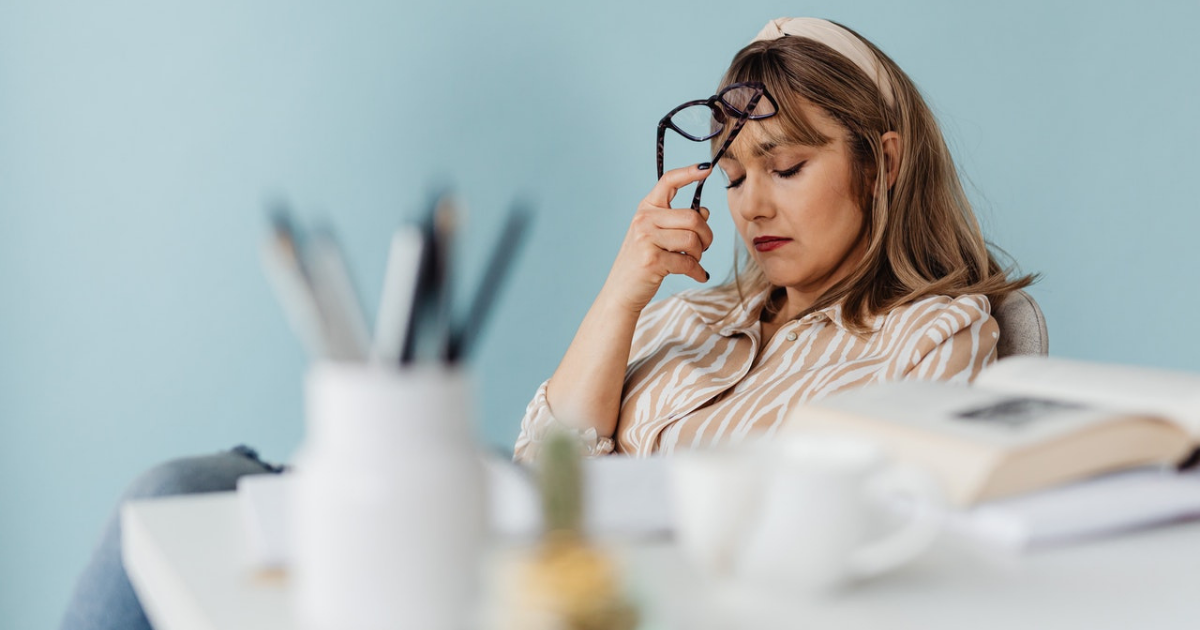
[123,492,1200,630]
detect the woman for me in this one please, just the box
[514,17,1031,461]
[59,16,1032,630]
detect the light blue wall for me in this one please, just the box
[2,1,1197,626]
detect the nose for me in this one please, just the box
[732,173,775,223]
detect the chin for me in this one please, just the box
[757,264,802,288]
[769,276,794,285]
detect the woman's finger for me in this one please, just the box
[649,208,715,252]
[659,249,709,284]
[696,207,713,250]
[653,228,706,262]
[645,163,713,208]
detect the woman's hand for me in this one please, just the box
[541,164,715,439]
[600,164,716,314]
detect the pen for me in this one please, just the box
[306,225,371,362]
[261,205,329,359]
[431,194,458,362]
[400,191,455,365]
[373,224,426,364]
[447,200,533,363]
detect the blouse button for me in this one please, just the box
[785,332,798,342]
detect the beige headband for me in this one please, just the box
[752,17,895,107]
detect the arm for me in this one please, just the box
[514,165,715,460]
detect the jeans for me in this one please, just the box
[59,446,284,630]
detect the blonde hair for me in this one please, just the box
[714,23,1034,332]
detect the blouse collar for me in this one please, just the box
[674,286,884,337]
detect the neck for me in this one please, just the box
[767,234,869,324]
[755,286,809,323]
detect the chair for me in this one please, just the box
[993,289,1049,358]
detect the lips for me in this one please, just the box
[752,236,792,252]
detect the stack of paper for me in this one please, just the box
[947,466,1200,551]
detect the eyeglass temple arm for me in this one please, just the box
[689,179,707,212]
[656,123,668,180]
[689,90,765,211]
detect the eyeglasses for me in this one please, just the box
[656,81,779,211]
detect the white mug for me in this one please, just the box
[669,434,942,595]
[290,363,486,630]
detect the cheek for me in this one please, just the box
[810,201,866,250]
[802,170,863,232]
[726,192,752,240]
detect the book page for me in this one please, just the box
[799,380,1147,450]
[977,357,1200,435]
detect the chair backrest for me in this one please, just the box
[994,289,1049,358]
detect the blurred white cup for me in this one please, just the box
[669,434,942,595]
[290,363,486,630]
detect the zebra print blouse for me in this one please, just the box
[514,286,997,461]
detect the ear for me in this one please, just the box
[880,131,903,189]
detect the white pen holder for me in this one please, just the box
[290,363,485,630]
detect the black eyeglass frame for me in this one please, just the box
[656,81,779,211]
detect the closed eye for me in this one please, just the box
[725,176,745,189]
[775,161,807,179]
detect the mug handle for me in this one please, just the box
[847,465,944,579]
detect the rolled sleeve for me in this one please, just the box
[512,380,616,463]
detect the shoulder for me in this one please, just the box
[879,294,993,335]
[878,294,998,377]
[877,294,997,356]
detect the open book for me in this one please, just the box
[783,356,1200,507]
